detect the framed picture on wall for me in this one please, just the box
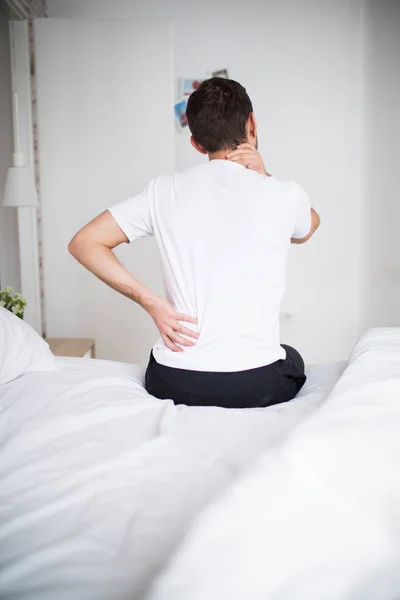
[212,69,229,79]
[181,78,204,97]
[174,98,188,129]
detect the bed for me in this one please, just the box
[0,307,345,600]
[148,328,400,600]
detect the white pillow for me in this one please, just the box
[0,306,57,384]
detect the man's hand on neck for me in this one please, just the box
[225,144,270,176]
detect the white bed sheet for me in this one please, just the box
[0,357,345,600]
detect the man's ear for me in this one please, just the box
[247,113,257,142]
[190,136,208,155]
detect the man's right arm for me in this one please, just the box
[291,208,320,244]
[68,207,198,353]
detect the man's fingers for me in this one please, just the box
[177,313,198,325]
[226,144,253,157]
[226,149,253,159]
[227,155,256,165]
[227,157,253,166]
[171,332,196,347]
[176,324,199,339]
[227,154,250,162]
[162,334,183,352]
[166,326,196,347]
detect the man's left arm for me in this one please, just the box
[291,208,320,244]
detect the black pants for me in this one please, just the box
[145,345,306,409]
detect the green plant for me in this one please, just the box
[0,287,27,319]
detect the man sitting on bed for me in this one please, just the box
[69,77,320,409]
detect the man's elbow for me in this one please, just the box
[313,210,321,231]
[291,211,321,245]
[68,232,86,260]
[291,236,307,245]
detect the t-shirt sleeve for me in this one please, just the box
[291,181,312,239]
[108,183,153,243]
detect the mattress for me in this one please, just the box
[0,357,345,600]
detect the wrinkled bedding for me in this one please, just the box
[0,357,344,600]
[148,328,400,600]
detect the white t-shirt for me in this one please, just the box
[109,160,311,372]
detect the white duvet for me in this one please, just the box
[148,328,400,600]
[0,357,343,600]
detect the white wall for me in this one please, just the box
[0,16,21,291]
[173,8,364,364]
[362,0,400,329]
[35,19,174,365]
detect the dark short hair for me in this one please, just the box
[186,77,253,153]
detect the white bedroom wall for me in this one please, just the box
[0,15,21,291]
[35,20,174,365]
[362,0,400,329]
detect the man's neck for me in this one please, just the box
[208,149,230,161]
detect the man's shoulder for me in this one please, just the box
[263,178,301,197]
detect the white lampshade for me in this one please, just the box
[3,164,39,208]
[3,91,39,209]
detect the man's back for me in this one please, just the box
[70,76,317,407]
[110,160,311,372]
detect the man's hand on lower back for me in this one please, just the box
[143,296,199,353]
[226,144,271,176]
